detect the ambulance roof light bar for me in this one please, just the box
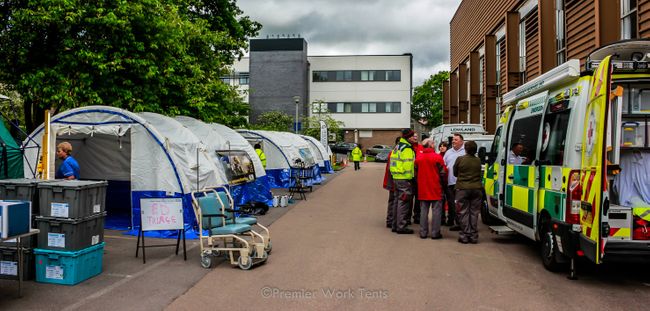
[502,59,580,105]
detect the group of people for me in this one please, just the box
[383,129,484,244]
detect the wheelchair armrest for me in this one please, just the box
[202,213,226,229]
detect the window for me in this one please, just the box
[510,114,543,163]
[539,110,571,165]
[313,70,401,82]
[238,73,249,85]
[495,40,502,94]
[490,127,502,157]
[519,20,526,73]
[621,0,638,40]
[220,76,232,84]
[555,0,566,65]
[326,102,400,113]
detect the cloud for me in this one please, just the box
[237,0,460,85]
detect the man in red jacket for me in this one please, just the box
[414,139,447,239]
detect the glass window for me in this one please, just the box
[238,73,249,85]
[556,0,566,65]
[361,71,369,81]
[490,126,502,156]
[336,71,345,81]
[362,103,369,112]
[621,0,638,39]
[344,103,352,113]
[510,114,543,163]
[368,102,376,112]
[392,102,401,113]
[539,110,571,165]
[519,20,526,73]
[495,40,502,87]
[385,102,392,112]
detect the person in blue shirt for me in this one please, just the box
[55,142,80,180]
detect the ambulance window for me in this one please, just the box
[510,114,543,164]
[539,110,571,165]
[490,127,502,155]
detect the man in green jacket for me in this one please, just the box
[351,144,363,171]
[389,129,417,234]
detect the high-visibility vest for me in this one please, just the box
[255,148,266,168]
[351,147,363,161]
[389,138,415,180]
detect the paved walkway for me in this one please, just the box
[166,162,650,310]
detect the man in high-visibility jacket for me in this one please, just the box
[351,144,363,171]
[254,143,266,169]
[390,129,417,234]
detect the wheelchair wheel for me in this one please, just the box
[200,254,212,269]
[237,255,253,270]
[264,240,272,254]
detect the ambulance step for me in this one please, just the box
[489,225,516,235]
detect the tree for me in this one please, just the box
[302,100,344,141]
[0,0,261,132]
[412,71,449,128]
[252,111,293,132]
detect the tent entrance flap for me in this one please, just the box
[55,131,132,229]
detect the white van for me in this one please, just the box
[430,123,486,150]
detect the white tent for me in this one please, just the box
[300,135,334,174]
[236,130,317,188]
[22,106,226,236]
[175,116,273,205]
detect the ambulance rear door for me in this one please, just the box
[579,55,613,264]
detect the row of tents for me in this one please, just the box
[6,106,334,237]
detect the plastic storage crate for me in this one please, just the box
[0,235,36,248]
[38,180,108,219]
[0,246,34,280]
[0,179,54,215]
[34,212,106,251]
[34,242,104,285]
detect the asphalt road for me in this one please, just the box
[167,162,650,311]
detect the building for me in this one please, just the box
[446,0,641,134]
[228,38,412,148]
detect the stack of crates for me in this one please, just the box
[0,179,53,281]
[33,180,108,285]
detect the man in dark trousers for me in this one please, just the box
[390,129,417,234]
[443,133,465,231]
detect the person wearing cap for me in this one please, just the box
[383,137,401,228]
[389,128,417,234]
[55,141,80,180]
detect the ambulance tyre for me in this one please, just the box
[540,220,563,272]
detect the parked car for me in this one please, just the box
[374,150,391,162]
[329,142,358,154]
[365,144,392,156]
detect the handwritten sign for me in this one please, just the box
[140,198,184,231]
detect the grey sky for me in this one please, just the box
[237,0,461,86]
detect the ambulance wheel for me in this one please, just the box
[200,255,212,269]
[540,223,562,272]
[237,255,253,270]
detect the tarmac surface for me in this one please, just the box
[2,162,650,310]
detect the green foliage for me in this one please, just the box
[0,0,261,132]
[412,71,449,128]
[252,111,294,132]
[302,100,344,141]
[302,115,344,142]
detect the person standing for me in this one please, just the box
[408,138,424,225]
[383,137,401,228]
[254,143,267,169]
[443,134,465,231]
[415,139,447,239]
[55,142,80,180]
[351,144,363,171]
[453,141,483,244]
[390,129,417,234]
[438,141,449,224]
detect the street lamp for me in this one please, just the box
[293,95,300,133]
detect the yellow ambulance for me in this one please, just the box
[482,40,650,277]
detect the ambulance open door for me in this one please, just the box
[579,56,612,264]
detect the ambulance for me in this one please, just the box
[482,40,650,277]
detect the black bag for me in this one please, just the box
[239,201,269,216]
